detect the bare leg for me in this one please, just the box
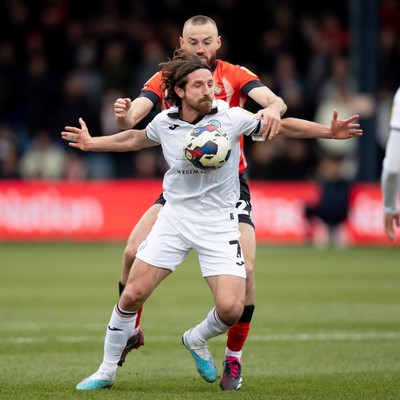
[183,274,245,383]
[240,222,256,306]
[204,274,246,325]
[120,203,163,286]
[220,222,256,390]
[226,222,256,352]
[76,259,171,391]
[117,203,163,366]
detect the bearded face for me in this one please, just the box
[185,95,213,114]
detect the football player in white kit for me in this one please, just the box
[62,52,362,391]
[382,87,400,240]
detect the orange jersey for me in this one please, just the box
[140,59,264,173]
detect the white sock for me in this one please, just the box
[225,348,242,360]
[102,303,137,367]
[189,307,231,346]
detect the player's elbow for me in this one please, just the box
[116,118,134,130]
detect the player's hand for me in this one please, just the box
[384,211,400,241]
[114,98,132,120]
[330,109,363,139]
[61,118,91,151]
[256,106,282,140]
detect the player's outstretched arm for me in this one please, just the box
[61,118,93,151]
[61,118,158,152]
[383,212,400,241]
[249,86,287,139]
[278,109,362,140]
[329,109,363,139]
[114,97,154,130]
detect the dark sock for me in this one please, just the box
[118,281,125,297]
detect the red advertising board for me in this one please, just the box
[0,180,162,241]
[0,180,397,245]
[249,181,397,246]
[249,181,319,244]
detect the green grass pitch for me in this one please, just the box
[0,243,399,399]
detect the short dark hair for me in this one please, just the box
[160,49,211,106]
[182,15,218,35]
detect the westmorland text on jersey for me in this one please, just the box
[176,169,206,174]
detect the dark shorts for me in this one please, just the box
[153,173,255,228]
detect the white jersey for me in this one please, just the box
[146,99,261,221]
[382,87,400,214]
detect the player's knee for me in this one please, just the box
[124,240,139,263]
[218,300,244,326]
[120,286,145,310]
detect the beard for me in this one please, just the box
[207,53,217,68]
[198,53,217,68]
[186,96,213,115]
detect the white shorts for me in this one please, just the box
[136,205,246,278]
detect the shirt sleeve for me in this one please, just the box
[228,107,262,137]
[220,61,264,97]
[241,80,265,97]
[235,65,264,97]
[145,114,162,143]
[138,71,163,106]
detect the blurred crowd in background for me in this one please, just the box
[0,0,399,183]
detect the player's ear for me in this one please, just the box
[175,86,184,99]
[179,37,184,47]
[216,36,222,50]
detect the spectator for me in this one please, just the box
[23,52,57,132]
[0,0,398,181]
[304,155,351,248]
[63,150,88,181]
[314,86,359,178]
[247,137,316,181]
[0,40,21,122]
[132,149,165,179]
[274,52,308,119]
[0,122,20,179]
[101,39,133,93]
[19,129,66,179]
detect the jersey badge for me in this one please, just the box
[214,84,222,95]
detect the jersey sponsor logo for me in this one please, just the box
[169,124,180,130]
[176,169,206,174]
